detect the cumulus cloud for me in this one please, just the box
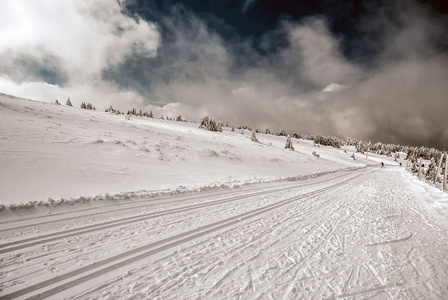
[133,1,447,149]
[1,0,447,149]
[0,0,159,108]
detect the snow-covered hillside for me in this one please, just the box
[1,93,448,299]
[0,92,386,207]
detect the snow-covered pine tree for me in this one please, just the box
[443,154,448,190]
[278,129,287,136]
[199,116,222,132]
[251,130,259,142]
[55,100,60,105]
[106,106,116,113]
[425,158,436,181]
[149,111,153,118]
[285,135,294,150]
[66,98,73,106]
[434,153,444,184]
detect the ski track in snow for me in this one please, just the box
[1,168,448,299]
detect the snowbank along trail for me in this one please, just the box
[1,167,448,299]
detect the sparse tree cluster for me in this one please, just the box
[199,116,222,132]
[313,135,342,149]
[105,106,122,115]
[278,129,287,137]
[81,102,95,110]
[115,107,154,118]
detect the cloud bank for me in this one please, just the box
[1,0,447,149]
[0,0,159,108]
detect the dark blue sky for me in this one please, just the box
[102,0,448,149]
[124,0,447,58]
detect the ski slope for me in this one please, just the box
[1,167,448,299]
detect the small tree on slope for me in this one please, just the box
[251,130,259,143]
[285,135,294,151]
[425,158,436,181]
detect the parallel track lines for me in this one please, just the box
[0,170,358,230]
[0,173,355,254]
[0,171,365,300]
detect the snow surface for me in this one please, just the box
[0,92,374,207]
[1,93,448,299]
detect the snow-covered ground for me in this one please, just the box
[0,92,377,207]
[1,93,447,299]
[1,167,448,299]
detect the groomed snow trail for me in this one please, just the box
[1,168,448,299]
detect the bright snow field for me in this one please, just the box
[1,93,448,299]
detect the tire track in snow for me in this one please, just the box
[202,193,340,299]
[250,182,374,299]
[0,170,357,230]
[0,171,366,300]
[200,176,362,299]
[0,172,355,254]
[80,169,375,300]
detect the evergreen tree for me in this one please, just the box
[199,116,222,132]
[250,130,259,142]
[66,97,73,107]
[425,158,436,180]
[285,135,294,150]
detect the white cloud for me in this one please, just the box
[0,0,159,107]
[283,18,361,88]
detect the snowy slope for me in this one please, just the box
[0,92,392,207]
[1,93,448,300]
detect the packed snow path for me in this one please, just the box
[1,168,447,299]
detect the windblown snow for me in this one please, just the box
[0,93,447,299]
